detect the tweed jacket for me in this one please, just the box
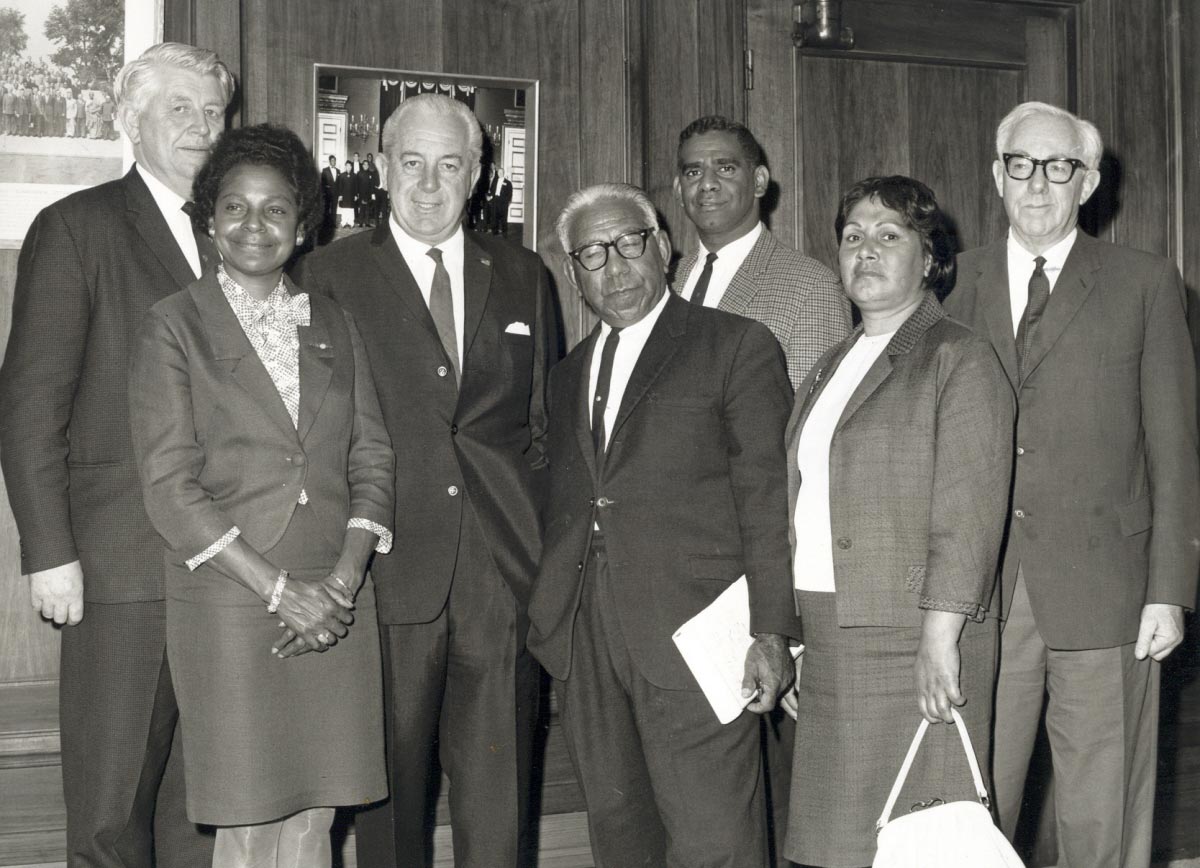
[0,167,214,602]
[295,224,558,623]
[528,293,796,689]
[945,232,1200,649]
[787,293,1014,629]
[128,271,394,569]
[673,226,850,389]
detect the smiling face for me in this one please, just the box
[838,196,929,333]
[674,130,768,250]
[211,163,300,299]
[565,197,670,329]
[121,65,227,199]
[379,107,480,245]
[993,111,1100,255]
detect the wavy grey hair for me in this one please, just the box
[995,101,1103,170]
[382,93,483,167]
[555,183,660,254]
[114,42,235,114]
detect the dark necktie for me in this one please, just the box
[690,251,718,307]
[1016,255,1050,382]
[592,327,622,456]
[181,201,216,276]
[426,248,459,384]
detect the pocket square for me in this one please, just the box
[505,321,532,336]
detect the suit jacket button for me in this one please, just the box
[291,453,306,466]
[1016,446,1025,456]
[836,537,851,550]
[576,561,584,572]
[1013,508,1025,519]
[437,365,449,377]
[596,496,611,508]
[448,485,459,497]
[450,424,459,435]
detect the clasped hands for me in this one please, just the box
[271,571,361,658]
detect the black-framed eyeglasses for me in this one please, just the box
[1002,153,1088,184]
[569,228,656,272]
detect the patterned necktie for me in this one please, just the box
[592,327,623,456]
[426,248,459,384]
[690,251,718,307]
[1016,255,1050,382]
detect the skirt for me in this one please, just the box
[166,503,386,826]
[784,591,997,867]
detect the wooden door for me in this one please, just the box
[747,0,1076,275]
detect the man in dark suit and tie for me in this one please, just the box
[673,116,850,390]
[487,165,514,236]
[0,42,233,868]
[944,100,1200,868]
[296,93,558,868]
[528,182,796,867]
[320,154,340,231]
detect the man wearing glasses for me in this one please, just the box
[527,183,797,867]
[945,101,1198,867]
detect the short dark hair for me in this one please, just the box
[677,115,766,170]
[834,175,956,294]
[190,124,322,239]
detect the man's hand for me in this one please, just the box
[29,561,84,625]
[1134,603,1185,661]
[741,633,794,714]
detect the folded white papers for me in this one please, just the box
[672,575,803,724]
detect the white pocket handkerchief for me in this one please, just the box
[505,321,532,336]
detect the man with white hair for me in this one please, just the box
[297,93,558,868]
[944,100,1199,867]
[0,42,234,868]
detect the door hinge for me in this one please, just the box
[745,48,754,91]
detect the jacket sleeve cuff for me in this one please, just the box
[918,594,986,622]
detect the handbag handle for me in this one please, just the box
[874,707,990,833]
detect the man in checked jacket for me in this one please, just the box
[671,115,850,390]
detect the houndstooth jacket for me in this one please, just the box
[673,226,850,390]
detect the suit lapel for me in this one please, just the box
[718,229,772,315]
[609,294,685,445]
[295,280,334,443]
[975,240,1020,388]
[190,273,298,441]
[124,168,197,291]
[462,233,494,367]
[368,223,442,340]
[572,328,601,481]
[1021,233,1099,382]
[672,252,697,296]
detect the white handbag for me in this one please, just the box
[872,708,1025,868]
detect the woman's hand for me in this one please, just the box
[271,578,354,657]
[320,571,361,609]
[914,609,968,724]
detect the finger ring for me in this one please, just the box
[318,632,330,643]
[333,576,350,591]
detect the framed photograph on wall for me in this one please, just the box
[312,64,539,251]
[0,0,164,247]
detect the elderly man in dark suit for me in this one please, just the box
[0,42,233,868]
[672,115,850,390]
[528,182,796,867]
[944,100,1200,868]
[296,93,558,868]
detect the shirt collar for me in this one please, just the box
[216,262,289,307]
[698,221,762,265]
[1007,226,1077,271]
[389,216,465,262]
[136,163,189,218]
[598,287,671,343]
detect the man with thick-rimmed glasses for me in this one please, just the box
[527,182,798,867]
[944,100,1198,868]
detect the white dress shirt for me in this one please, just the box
[1006,228,1076,335]
[679,222,763,309]
[391,217,466,367]
[588,290,671,450]
[792,331,894,593]
[137,163,203,280]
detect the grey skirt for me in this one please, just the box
[784,590,997,868]
[166,503,386,826]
